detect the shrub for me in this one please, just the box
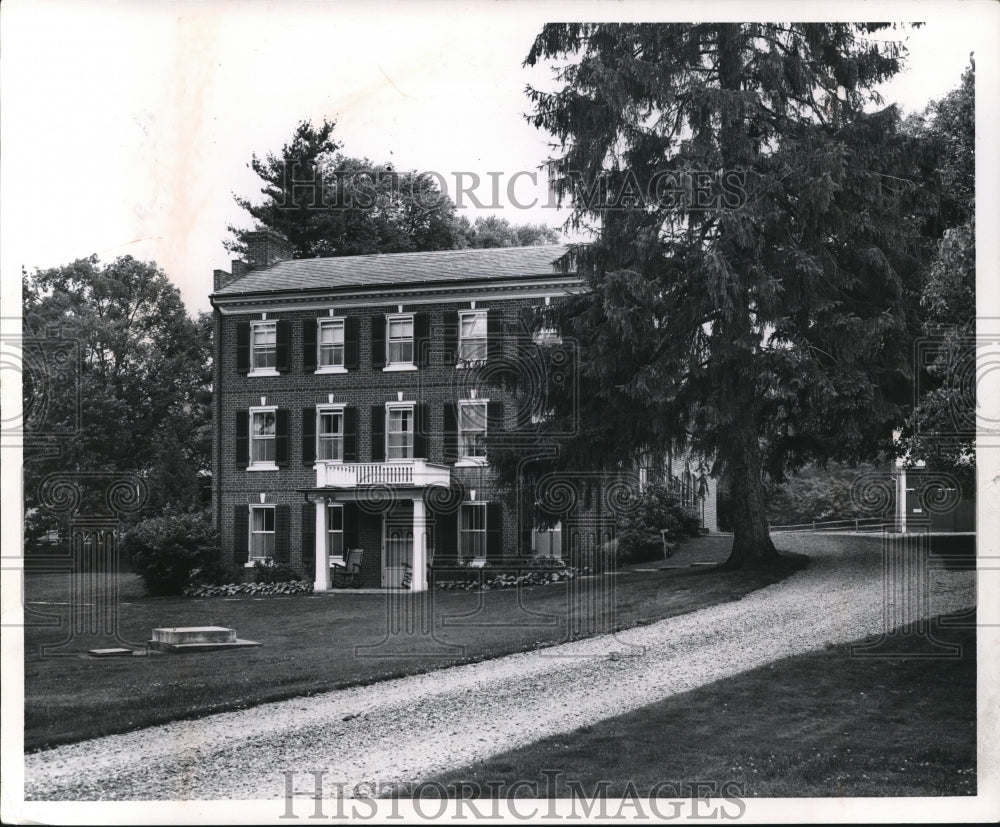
[568,537,621,574]
[126,510,219,596]
[252,560,304,584]
[188,558,238,587]
[616,482,701,564]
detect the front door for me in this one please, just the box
[382,502,413,588]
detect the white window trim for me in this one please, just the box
[247,504,275,566]
[384,313,415,369]
[316,318,348,374]
[455,399,488,467]
[326,503,346,564]
[532,520,563,558]
[458,501,488,561]
[316,404,346,465]
[247,405,279,471]
[532,327,563,345]
[385,402,415,462]
[248,320,280,377]
[456,310,488,369]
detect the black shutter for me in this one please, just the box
[443,402,458,462]
[303,319,317,372]
[343,504,359,548]
[370,406,385,462]
[414,312,430,367]
[275,409,289,466]
[343,406,357,461]
[435,511,458,562]
[275,505,290,563]
[371,314,386,368]
[414,403,429,459]
[301,503,316,568]
[344,316,360,369]
[275,319,291,372]
[236,322,251,374]
[302,408,316,465]
[487,309,503,362]
[236,411,249,466]
[233,505,249,565]
[486,501,503,559]
[487,401,504,437]
[442,310,459,365]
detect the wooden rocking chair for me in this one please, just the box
[331,548,364,588]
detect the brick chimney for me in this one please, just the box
[244,230,294,270]
[213,269,232,292]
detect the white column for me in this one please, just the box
[314,499,330,591]
[411,496,427,592]
[897,468,907,534]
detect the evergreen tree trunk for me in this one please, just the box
[722,426,779,569]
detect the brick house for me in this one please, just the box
[210,232,717,591]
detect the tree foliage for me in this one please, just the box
[898,62,975,498]
[228,120,561,258]
[23,256,212,544]
[503,23,942,569]
[127,510,219,596]
[460,215,560,248]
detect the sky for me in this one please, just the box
[2,0,997,315]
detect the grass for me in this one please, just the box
[430,612,977,798]
[23,536,803,752]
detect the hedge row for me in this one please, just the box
[184,580,314,598]
[435,568,578,591]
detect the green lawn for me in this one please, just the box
[431,612,977,798]
[23,536,803,751]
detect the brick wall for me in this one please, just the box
[214,290,720,579]
[215,296,554,577]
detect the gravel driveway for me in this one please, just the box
[24,534,975,801]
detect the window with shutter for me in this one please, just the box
[248,407,278,468]
[457,401,487,463]
[385,315,415,368]
[459,502,487,560]
[458,310,488,365]
[249,321,279,375]
[326,504,345,561]
[249,505,275,561]
[386,405,414,459]
[316,406,345,461]
[317,318,346,372]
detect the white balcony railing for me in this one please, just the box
[316,460,451,489]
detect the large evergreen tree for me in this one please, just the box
[512,23,940,568]
[228,120,561,258]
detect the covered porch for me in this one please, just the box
[300,459,451,593]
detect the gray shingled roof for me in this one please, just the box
[213,244,573,296]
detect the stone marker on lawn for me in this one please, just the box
[148,626,261,653]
